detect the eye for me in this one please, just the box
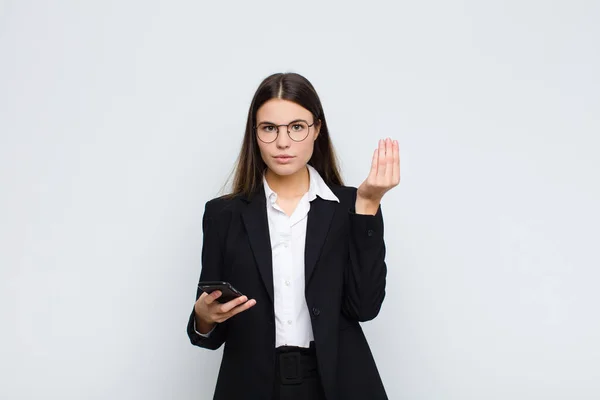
[261,125,276,132]
[291,124,304,131]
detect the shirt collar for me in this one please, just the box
[262,164,340,204]
[306,164,339,202]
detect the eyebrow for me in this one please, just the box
[257,119,305,125]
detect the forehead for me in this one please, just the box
[256,99,312,123]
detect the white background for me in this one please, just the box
[1,1,599,399]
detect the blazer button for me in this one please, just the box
[312,307,321,317]
[367,229,374,237]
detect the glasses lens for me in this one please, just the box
[288,121,309,141]
[257,123,277,143]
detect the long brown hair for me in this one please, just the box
[229,72,343,198]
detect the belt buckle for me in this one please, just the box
[279,352,303,385]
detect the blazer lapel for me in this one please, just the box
[242,191,274,303]
[305,197,336,285]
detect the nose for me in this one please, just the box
[274,127,291,149]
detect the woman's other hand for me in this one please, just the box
[194,291,257,334]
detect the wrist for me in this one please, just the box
[355,195,380,215]
[195,312,216,334]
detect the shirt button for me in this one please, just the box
[367,229,374,237]
[312,308,321,316]
[287,320,292,325]
[285,280,291,286]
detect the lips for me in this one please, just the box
[273,155,295,164]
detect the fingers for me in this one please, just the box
[225,298,257,319]
[384,138,393,178]
[219,295,249,313]
[378,139,387,176]
[392,140,400,184]
[213,297,257,323]
[199,292,257,324]
[370,138,400,186]
[203,290,222,305]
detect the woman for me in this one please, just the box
[187,72,400,400]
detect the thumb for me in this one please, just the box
[368,148,378,179]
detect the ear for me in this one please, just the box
[314,119,321,141]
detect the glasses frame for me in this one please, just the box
[253,119,316,143]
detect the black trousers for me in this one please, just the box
[273,343,326,400]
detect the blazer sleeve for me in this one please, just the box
[186,200,229,350]
[342,200,387,322]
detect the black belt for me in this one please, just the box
[275,343,318,385]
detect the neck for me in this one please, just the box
[265,166,310,198]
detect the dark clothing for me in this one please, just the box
[187,185,389,400]
[274,343,326,400]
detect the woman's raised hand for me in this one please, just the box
[355,138,400,214]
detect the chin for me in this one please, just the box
[266,162,304,177]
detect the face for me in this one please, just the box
[255,99,320,178]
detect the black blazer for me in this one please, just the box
[187,184,388,400]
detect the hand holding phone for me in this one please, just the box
[194,281,257,333]
[198,281,244,304]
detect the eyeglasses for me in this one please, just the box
[254,119,315,143]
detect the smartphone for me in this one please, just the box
[198,281,244,304]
